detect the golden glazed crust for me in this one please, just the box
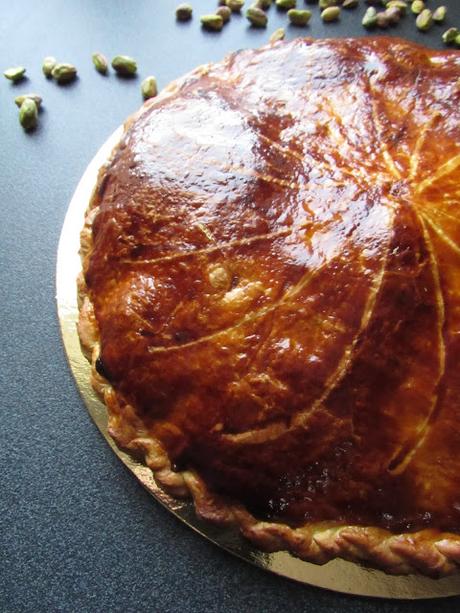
[78,38,460,577]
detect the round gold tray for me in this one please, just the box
[56,126,460,600]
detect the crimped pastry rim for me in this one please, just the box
[75,38,460,580]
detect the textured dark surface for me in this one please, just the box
[1,1,460,611]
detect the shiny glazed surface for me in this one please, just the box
[83,38,460,533]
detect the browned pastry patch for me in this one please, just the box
[78,38,460,577]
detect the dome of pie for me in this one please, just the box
[79,37,460,576]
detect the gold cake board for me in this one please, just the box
[56,126,460,600]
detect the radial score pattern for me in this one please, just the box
[81,39,460,540]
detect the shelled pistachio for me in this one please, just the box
[246,6,268,26]
[111,55,137,76]
[269,27,286,42]
[19,98,38,131]
[287,9,312,25]
[14,93,42,109]
[51,63,77,83]
[386,1,407,14]
[4,66,26,82]
[321,6,341,21]
[362,6,378,27]
[385,6,402,24]
[415,8,432,31]
[226,0,245,11]
[432,6,447,23]
[176,3,193,20]
[42,56,57,78]
[442,27,459,44]
[256,0,272,8]
[141,76,158,99]
[411,0,424,14]
[92,52,109,74]
[200,14,224,30]
[276,0,296,10]
[217,5,232,21]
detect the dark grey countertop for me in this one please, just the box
[2,1,460,611]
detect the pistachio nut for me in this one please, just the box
[362,6,378,27]
[321,6,340,21]
[432,6,446,23]
[200,14,224,30]
[415,8,432,31]
[4,66,26,82]
[111,55,137,76]
[51,63,77,84]
[342,0,359,8]
[275,0,296,10]
[14,93,42,109]
[246,6,268,26]
[287,9,312,25]
[269,27,286,42]
[141,76,158,99]
[256,0,272,8]
[319,0,336,8]
[42,56,57,78]
[410,0,424,14]
[386,1,407,13]
[226,0,245,11]
[19,98,38,131]
[385,6,401,24]
[216,5,232,22]
[442,27,459,44]
[176,3,193,21]
[92,52,109,74]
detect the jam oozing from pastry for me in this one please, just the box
[84,38,460,533]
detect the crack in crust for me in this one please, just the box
[77,38,460,577]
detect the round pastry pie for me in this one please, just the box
[78,37,460,577]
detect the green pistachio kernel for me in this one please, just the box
[275,0,296,10]
[386,1,407,14]
[385,6,401,24]
[256,0,272,8]
[14,93,42,109]
[342,0,359,8]
[432,6,447,23]
[216,5,232,22]
[442,27,459,44]
[42,56,57,78]
[415,8,432,31]
[141,76,158,99]
[111,55,137,76]
[226,0,245,11]
[411,0,424,14]
[92,52,109,74]
[176,3,193,21]
[287,8,312,25]
[200,14,224,30]
[376,11,390,27]
[362,6,378,27]
[4,66,26,82]
[321,5,340,21]
[51,63,77,84]
[269,27,286,42]
[19,98,38,131]
[246,6,268,26]
[319,0,336,8]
